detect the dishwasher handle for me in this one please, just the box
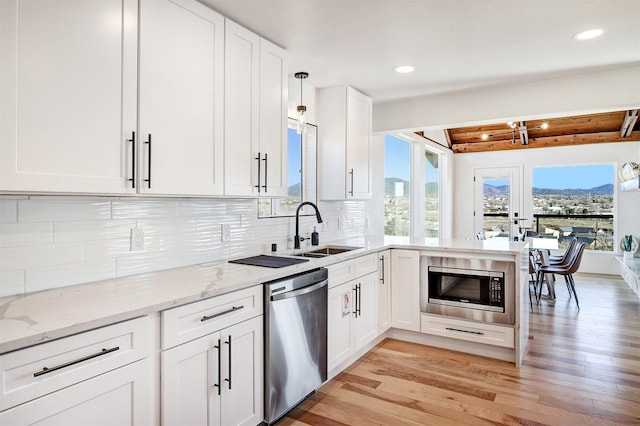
[270,279,328,301]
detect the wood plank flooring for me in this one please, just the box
[278,274,640,425]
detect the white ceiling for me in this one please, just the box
[201,0,640,102]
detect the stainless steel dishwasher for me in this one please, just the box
[264,268,328,425]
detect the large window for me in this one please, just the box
[384,135,411,236]
[425,150,439,237]
[384,134,443,238]
[532,164,614,251]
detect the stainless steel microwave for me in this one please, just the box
[423,257,515,325]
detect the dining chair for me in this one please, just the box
[548,237,578,265]
[537,242,586,310]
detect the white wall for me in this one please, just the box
[452,142,640,274]
[373,63,640,133]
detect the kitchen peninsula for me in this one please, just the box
[0,237,528,424]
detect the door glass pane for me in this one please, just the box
[425,150,439,237]
[384,135,411,236]
[482,178,511,239]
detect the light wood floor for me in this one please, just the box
[279,274,640,425]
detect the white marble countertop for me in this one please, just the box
[0,236,527,354]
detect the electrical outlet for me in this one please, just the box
[130,228,144,252]
[221,224,231,242]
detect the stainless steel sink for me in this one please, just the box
[293,245,361,258]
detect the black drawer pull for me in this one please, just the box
[33,346,120,377]
[445,327,484,336]
[201,305,244,322]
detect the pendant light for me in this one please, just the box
[294,72,309,134]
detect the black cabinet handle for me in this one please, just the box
[445,327,484,336]
[357,283,362,316]
[254,152,261,192]
[380,255,385,283]
[144,134,152,188]
[224,335,232,389]
[262,153,268,192]
[33,346,120,377]
[200,305,244,322]
[348,168,354,196]
[213,339,221,395]
[128,131,136,188]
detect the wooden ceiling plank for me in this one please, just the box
[452,130,639,154]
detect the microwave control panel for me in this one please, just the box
[489,276,503,305]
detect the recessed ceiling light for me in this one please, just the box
[394,65,415,74]
[573,28,604,40]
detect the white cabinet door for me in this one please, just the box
[378,250,392,332]
[224,20,260,197]
[0,359,152,425]
[161,316,263,426]
[224,20,288,197]
[327,282,354,371]
[0,0,138,194]
[220,316,263,426]
[352,272,379,351]
[138,0,224,196]
[161,333,218,426]
[345,87,372,199]
[317,86,372,200]
[391,249,421,331]
[258,38,288,197]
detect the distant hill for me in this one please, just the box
[288,182,301,196]
[483,183,613,196]
[532,184,613,196]
[385,179,613,197]
[385,178,438,196]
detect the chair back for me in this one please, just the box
[567,242,586,274]
[553,238,578,266]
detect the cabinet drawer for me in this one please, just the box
[327,261,355,288]
[0,316,150,411]
[353,253,378,277]
[162,285,263,349]
[421,314,514,348]
[328,253,379,288]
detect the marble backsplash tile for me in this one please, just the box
[0,196,369,297]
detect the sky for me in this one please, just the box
[384,135,438,182]
[288,128,302,185]
[533,164,613,189]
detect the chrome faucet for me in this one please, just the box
[294,202,323,250]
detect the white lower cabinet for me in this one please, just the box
[161,316,263,426]
[390,249,421,331]
[161,290,263,426]
[0,316,154,425]
[378,250,392,332]
[0,358,152,425]
[328,271,378,371]
[421,314,515,349]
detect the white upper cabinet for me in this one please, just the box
[317,86,372,200]
[0,0,138,194]
[224,20,288,197]
[138,0,224,196]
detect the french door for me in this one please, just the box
[474,167,522,240]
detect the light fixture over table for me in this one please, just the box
[294,72,309,134]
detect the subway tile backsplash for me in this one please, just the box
[0,196,369,297]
